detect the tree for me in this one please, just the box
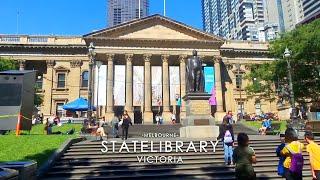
[245,19,320,105]
[0,57,18,71]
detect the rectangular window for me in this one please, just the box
[236,74,242,89]
[56,103,64,117]
[57,73,66,88]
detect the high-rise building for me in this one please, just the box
[302,0,320,20]
[202,0,282,41]
[281,0,304,31]
[107,0,149,27]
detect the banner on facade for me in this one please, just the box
[152,66,162,106]
[94,65,107,106]
[204,67,215,94]
[114,65,125,106]
[133,66,144,106]
[169,66,180,105]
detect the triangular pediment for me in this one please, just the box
[84,14,223,42]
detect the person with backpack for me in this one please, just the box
[218,119,235,165]
[305,131,320,180]
[233,133,257,180]
[281,127,304,180]
[276,133,286,177]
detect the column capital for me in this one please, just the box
[143,54,152,62]
[161,54,169,63]
[70,60,83,68]
[213,55,222,63]
[178,55,187,63]
[46,60,55,68]
[125,54,134,62]
[106,54,115,62]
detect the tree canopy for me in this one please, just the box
[0,57,18,71]
[245,19,320,104]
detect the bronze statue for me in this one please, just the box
[186,50,205,92]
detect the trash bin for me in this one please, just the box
[0,161,37,180]
[0,168,18,180]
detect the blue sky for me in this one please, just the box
[0,0,202,36]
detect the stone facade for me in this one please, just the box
[0,15,281,123]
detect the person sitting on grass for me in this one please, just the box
[233,132,257,180]
[259,118,271,135]
[305,131,320,180]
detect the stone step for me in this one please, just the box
[44,167,312,180]
[51,161,311,171]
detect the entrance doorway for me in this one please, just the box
[152,106,163,124]
[134,106,142,124]
[114,106,124,118]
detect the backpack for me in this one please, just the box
[224,130,233,143]
[286,143,304,174]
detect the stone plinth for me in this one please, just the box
[180,92,219,139]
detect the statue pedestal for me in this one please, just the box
[180,92,219,139]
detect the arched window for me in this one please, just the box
[81,71,89,87]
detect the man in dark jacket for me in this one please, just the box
[122,113,133,140]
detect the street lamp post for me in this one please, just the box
[96,61,103,119]
[236,64,243,121]
[87,42,96,120]
[283,48,296,122]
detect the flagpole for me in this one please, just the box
[164,0,166,16]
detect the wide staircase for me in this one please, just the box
[40,135,318,180]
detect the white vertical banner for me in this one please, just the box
[133,66,144,106]
[114,65,125,106]
[152,66,162,106]
[169,66,180,105]
[94,65,107,106]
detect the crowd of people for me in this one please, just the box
[218,116,320,180]
[82,110,133,140]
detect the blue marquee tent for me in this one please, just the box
[62,97,96,111]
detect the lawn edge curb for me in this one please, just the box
[37,137,85,178]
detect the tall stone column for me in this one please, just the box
[42,60,55,118]
[161,54,170,123]
[179,55,187,118]
[105,54,114,120]
[125,54,134,119]
[69,60,82,101]
[214,56,225,121]
[18,60,26,71]
[143,54,153,124]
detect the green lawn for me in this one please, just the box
[243,120,287,133]
[0,124,82,167]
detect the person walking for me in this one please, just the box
[111,115,120,138]
[276,134,286,177]
[218,119,235,165]
[305,131,320,180]
[281,127,304,180]
[233,133,257,180]
[122,111,132,140]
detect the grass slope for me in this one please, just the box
[243,120,287,133]
[0,124,81,166]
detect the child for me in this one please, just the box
[276,134,286,177]
[233,133,256,180]
[281,127,304,180]
[305,131,320,180]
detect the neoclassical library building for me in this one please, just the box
[0,15,281,124]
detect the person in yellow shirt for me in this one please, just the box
[305,131,320,180]
[281,127,304,180]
